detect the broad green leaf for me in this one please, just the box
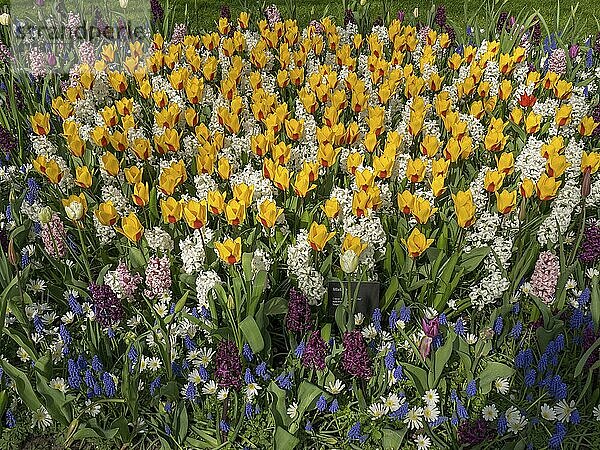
[591,276,599,331]
[433,333,455,386]
[403,363,429,394]
[478,362,514,394]
[382,428,407,449]
[35,372,70,426]
[264,297,288,315]
[274,426,299,450]
[240,316,265,353]
[0,360,41,411]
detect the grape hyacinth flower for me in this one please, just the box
[214,340,242,389]
[341,330,372,380]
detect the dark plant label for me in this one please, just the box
[327,281,380,318]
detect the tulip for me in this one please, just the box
[322,198,340,219]
[272,165,290,191]
[160,197,182,224]
[101,152,120,176]
[308,222,335,252]
[546,154,569,178]
[412,197,437,224]
[183,200,207,229]
[215,237,242,264]
[519,178,535,198]
[402,228,433,258]
[484,169,505,193]
[452,190,476,228]
[555,104,572,127]
[30,112,50,135]
[233,183,254,207]
[257,199,283,228]
[579,116,598,136]
[420,135,440,157]
[536,174,561,200]
[132,182,150,207]
[317,143,340,168]
[524,111,542,134]
[62,193,87,222]
[581,151,600,174]
[225,198,247,226]
[124,166,143,184]
[95,201,120,226]
[118,213,144,243]
[495,189,517,214]
[406,158,427,183]
[293,171,316,198]
[285,118,304,141]
[342,233,367,257]
[75,166,92,188]
[340,250,359,274]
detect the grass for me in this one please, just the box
[172,0,600,36]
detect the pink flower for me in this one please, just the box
[530,251,560,304]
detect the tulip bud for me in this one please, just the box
[38,206,53,224]
[340,250,359,274]
[582,167,591,198]
[7,239,18,266]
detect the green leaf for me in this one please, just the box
[264,297,288,315]
[478,362,514,395]
[458,246,490,273]
[129,247,146,269]
[0,360,42,411]
[575,336,600,377]
[591,276,600,331]
[297,381,322,415]
[177,404,189,442]
[403,363,429,394]
[382,276,398,310]
[381,428,407,449]
[274,426,299,450]
[433,333,455,386]
[35,372,70,426]
[240,316,265,353]
[268,382,291,427]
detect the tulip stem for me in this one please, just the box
[569,197,586,265]
[78,225,93,282]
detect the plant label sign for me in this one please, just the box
[327,281,380,318]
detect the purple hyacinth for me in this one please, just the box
[214,340,242,389]
[579,222,600,264]
[285,288,312,333]
[548,48,567,75]
[0,125,16,156]
[594,32,600,55]
[457,418,493,446]
[496,12,509,34]
[264,4,281,28]
[341,330,372,380]
[344,9,356,27]
[434,5,447,27]
[150,0,164,23]
[220,5,231,19]
[301,331,328,371]
[88,283,124,328]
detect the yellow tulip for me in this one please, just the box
[257,199,283,228]
[406,158,427,183]
[101,152,120,177]
[272,165,290,191]
[118,213,144,243]
[431,175,446,197]
[519,178,535,199]
[215,237,242,264]
[95,201,120,226]
[546,154,569,178]
[420,135,440,157]
[402,228,434,258]
[233,183,254,207]
[207,190,226,215]
[484,169,505,193]
[536,174,561,200]
[525,111,542,134]
[412,197,437,224]
[225,198,247,226]
[452,190,476,228]
[132,182,150,207]
[293,171,316,198]
[342,233,367,257]
[492,187,516,214]
[183,199,207,229]
[317,143,340,168]
[322,198,341,219]
[308,222,335,252]
[160,197,183,224]
[555,104,572,127]
[581,151,600,174]
[30,112,50,135]
[579,116,598,136]
[75,166,92,189]
[124,166,143,184]
[285,118,304,141]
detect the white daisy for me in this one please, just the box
[415,434,431,450]
[17,347,30,362]
[49,377,67,393]
[245,382,261,399]
[593,405,600,421]
[541,403,556,421]
[325,379,345,395]
[494,377,510,394]
[423,404,440,422]
[217,388,229,401]
[287,402,299,420]
[31,406,52,429]
[381,393,402,412]
[482,404,498,421]
[354,312,364,326]
[553,399,576,423]
[148,357,162,371]
[404,406,423,430]
[423,389,439,406]
[187,369,203,385]
[202,380,218,395]
[369,402,387,419]
[361,324,378,339]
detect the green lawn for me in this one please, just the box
[173,0,600,36]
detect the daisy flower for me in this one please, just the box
[494,377,510,394]
[540,403,556,421]
[423,404,440,423]
[31,406,52,429]
[381,393,402,412]
[553,399,576,423]
[415,434,431,450]
[202,380,218,395]
[369,402,387,419]
[325,379,345,395]
[287,402,299,420]
[404,406,423,430]
[423,389,439,406]
[482,404,498,421]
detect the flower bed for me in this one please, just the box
[1,2,600,449]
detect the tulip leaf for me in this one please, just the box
[433,333,455,386]
[591,276,600,332]
[382,428,407,449]
[0,360,42,412]
[35,372,70,426]
[382,276,398,310]
[240,316,264,353]
[274,426,299,450]
[478,362,514,394]
[264,297,288,316]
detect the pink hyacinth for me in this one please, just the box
[41,214,67,258]
[144,256,171,298]
[530,251,560,304]
[117,262,142,299]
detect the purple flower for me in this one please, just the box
[150,0,164,23]
[285,288,312,333]
[214,340,242,389]
[301,331,328,371]
[341,330,372,380]
[569,44,580,59]
[347,422,367,443]
[458,418,493,446]
[89,284,124,328]
[434,5,447,27]
[579,223,600,264]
